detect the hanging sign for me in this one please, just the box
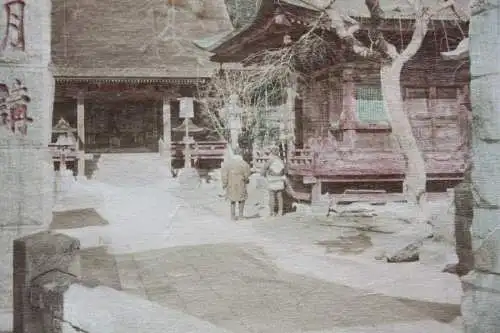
[229,116,241,130]
[179,97,194,118]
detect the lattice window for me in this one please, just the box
[436,87,458,99]
[404,87,429,100]
[355,85,388,123]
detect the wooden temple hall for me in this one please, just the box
[50,0,234,174]
[197,0,470,201]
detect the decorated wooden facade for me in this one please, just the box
[50,0,233,175]
[197,0,470,201]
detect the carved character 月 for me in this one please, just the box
[1,0,26,52]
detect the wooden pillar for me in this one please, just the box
[428,86,437,149]
[341,69,358,149]
[328,82,337,123]
[311,179,323,214]
[76,92,85,177]
[285,81,297,156]
[162,96,172,167]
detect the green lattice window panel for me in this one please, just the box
[355,86,389,123]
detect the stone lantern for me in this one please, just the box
[52,117,77,172]
[227,93,242,151]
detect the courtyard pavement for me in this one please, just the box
[113,243,460,333]
[51,204,462,333]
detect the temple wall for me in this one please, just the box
[0,0,54,329]
[298,63,468,153]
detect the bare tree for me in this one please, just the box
[196,22,334,151]
[324,0,465,223]
[199,0,467,225]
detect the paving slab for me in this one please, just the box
[110,243,461,333]
[79,246,121,290]
[51,208,108,229]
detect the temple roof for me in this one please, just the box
[51,0,233,79]
[196,0,469,57]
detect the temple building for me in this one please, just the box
[196,0,470,203]
[50,0,234,174]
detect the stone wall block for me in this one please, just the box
[471,74,500,143]
[470,208,500,274]
[462,271,500,333]
[469,7,500,77]
[0,144,54,227]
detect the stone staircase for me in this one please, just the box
[92,153,172,188]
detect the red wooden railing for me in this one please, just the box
[48,143,78,162]
[286,148,466,180]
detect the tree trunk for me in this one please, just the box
[380,61,429,223]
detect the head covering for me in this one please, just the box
[270,146,279,156]
[233,147,242,156]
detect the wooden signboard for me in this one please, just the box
[179,97,194,119]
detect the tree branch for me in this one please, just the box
[325,8,384,60]
[364,0,400,59]
[400,0,457,62]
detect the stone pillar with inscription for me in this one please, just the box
[461,0,500,330]
[0,0,54,329]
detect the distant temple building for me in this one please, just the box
[196,0,470,203]
[50,0,234,174]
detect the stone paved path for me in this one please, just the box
[50,208,121,291]
[114,243,460,333]
[48,184,461,332]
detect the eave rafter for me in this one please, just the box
[209,0,469,65]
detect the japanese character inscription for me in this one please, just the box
[1,0,26,53]
[0,79,33,135]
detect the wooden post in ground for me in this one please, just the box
[76,92,85,177]
[311,178,323,214]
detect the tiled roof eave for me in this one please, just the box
[54,76,208,85]
[194,1,272,54]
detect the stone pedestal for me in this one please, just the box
[0,0,54,329]
[177,167,200,190]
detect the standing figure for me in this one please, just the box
[261,146,286,216]
[221,148,251,221]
